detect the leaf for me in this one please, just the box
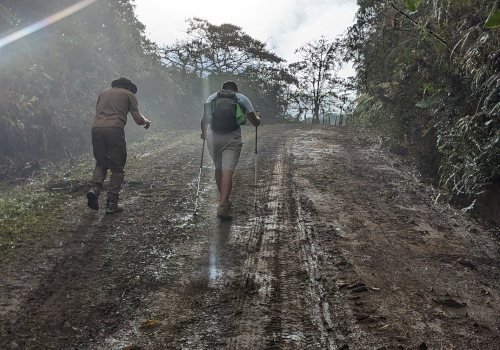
[484,10,500,29]
[423,83,439,95]
[485,135,499,149]
[415,99,429,109]
[406,0,420,12]
[416,95,440,109]
[140,320,160,328]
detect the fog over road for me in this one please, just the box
[1,124,499,349]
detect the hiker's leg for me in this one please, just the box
[219,137,242,207]
[215,169,222,194]
[91,128,108,189]
[207,134,223,195]
[107,128,127,202]
[219,168,233,206]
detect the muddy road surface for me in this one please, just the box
[1,124,499,349]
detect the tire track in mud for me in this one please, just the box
[226,134,353,349]
[225,151,286,349]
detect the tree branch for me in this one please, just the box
[389,1,450,49]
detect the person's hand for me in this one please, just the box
[144,120,151,129]
[200,133,206,140]
[255,111,261,127]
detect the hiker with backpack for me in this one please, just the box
[86,77,151,214]
[200,81,261,219]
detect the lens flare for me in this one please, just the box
[0,0,98,49]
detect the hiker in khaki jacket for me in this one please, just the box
[86,77,150,214]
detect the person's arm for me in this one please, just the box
[201,116,208,139]
[131,110,151,129]
[129,93,150,129]
[237,93,260,127]
[246,111,261,127]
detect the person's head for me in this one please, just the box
[111,77,138,94]
[221,81,238,93]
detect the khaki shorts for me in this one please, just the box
[207,133,243,170]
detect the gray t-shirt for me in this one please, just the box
[204,91,255,137]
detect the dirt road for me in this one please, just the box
[1,124,499,349]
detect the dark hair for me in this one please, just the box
[221,81,238,92]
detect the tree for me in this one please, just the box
[163,18,283,77]
[289,38,342,124]
[162,18,293,120]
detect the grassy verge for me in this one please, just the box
[0,186,70,262]
[0,154,94,263]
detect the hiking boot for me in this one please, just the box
[86,186,100,210]
[105,198,123,214]
[217,205,232,220]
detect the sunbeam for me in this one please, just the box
[0,0,98,49]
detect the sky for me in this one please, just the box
[133,0,359,66]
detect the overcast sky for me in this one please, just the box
[133,0,358,65]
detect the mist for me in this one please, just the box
[0,0,299,180]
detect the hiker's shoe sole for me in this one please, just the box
[87,191,99,210]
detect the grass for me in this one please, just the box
[0,155,94,264]
[0,183,72,262]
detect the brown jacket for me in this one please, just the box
[92,87,140,129]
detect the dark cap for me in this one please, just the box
[111,77,138,94]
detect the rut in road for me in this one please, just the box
[0,125,498,350]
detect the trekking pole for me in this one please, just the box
[254,125,258,186]
[194,138,206,216]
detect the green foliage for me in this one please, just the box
[484,10,500,28]
[0,0,198,174]
[346,0,500,205]
[406,0,420,12]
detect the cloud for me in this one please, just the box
[133,0,358,63]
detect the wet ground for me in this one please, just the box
[1,124,499,349]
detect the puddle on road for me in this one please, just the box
[206,220,233,284]
[208,247,223,281]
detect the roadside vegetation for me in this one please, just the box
[0,181,70,261]
[344,0,500,218]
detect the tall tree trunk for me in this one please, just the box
[312,105,320,124]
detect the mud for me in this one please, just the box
[1,125,499,349]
